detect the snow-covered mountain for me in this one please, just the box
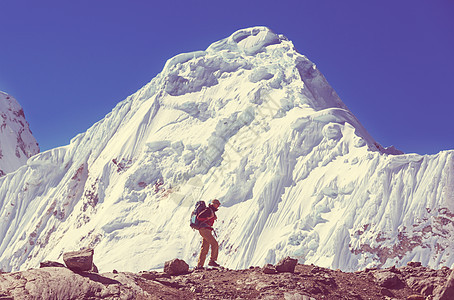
[0,91,39,176]
[0,27,452,273]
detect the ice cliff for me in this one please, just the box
[0,27,452,273]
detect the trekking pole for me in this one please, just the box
[213,229,218,238]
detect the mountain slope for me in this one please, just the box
[0,27,452,273]
[0,91,39,176]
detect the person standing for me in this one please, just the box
[196,199,221,269]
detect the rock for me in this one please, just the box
[39,261,65,268]
[365,267,378,272]
[406,276,439,296]
[263,263,277,274]
[163,258,189,276]
[316,273,336,286]
[420,281,434,296]
[0,267,142,299]
[255,281,277,291]
[63,248,94,272]
[275,257,298,273]
[407,295,425,300]
[388,265,400,274]
[0,291,13,300]
[435,269,454,300]
[407,262,422,267]
[307,285,322,294]
[381,288,394,297]
[92,263,99,273]
[283,292,314,299]
[190,286,202,293]
[373,271,403,289]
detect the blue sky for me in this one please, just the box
[1,1,453,154]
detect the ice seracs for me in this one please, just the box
[0,27,452,273]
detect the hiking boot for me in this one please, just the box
[208,261,220,267]
[194,266,204,271]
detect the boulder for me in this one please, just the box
[63,248,94,272]
[163,258,189,275]
[406,276,439,296]
[262,263,277,274]
[40,261,66,268]
[0,266,142,299]
[373,271,403,289]
[275,257,298,273]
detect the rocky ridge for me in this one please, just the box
[0,254,453,299]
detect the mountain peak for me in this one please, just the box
[0,91,39,176]
[0,28,451,274]
[157,26,378,152]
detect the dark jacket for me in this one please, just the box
[197,204,218,229]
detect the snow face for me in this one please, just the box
[0,27,452,273]
[0,92,39,176]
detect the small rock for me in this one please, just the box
[283,292,313,300]
[347,291,362,299]
[262,263,277,274]
[388,265,400,274]
[163,258,189,276]
[113,269,118,274]
[63,248,94,272]
[307,285,322,294]
[256,282,276,291]
[91,263,99,273]
[365,267,378,272]
[141,271,158,280]
[381,288,394,297]
[316,273,336,286]
[407,295,425,300]
[40,261,66,268]
[0,291,13,300]
[275,256,298,273]
[407,262,422,267]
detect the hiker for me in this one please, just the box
[196,199,221,269]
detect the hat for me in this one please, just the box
[211,199,221,206]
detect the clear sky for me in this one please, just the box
[1,1,453,154]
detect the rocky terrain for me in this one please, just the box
[0,251,452,299]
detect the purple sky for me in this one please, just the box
[1,1,453,154]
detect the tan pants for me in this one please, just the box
[197,228,218,267]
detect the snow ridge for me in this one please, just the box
[0,27,452,273]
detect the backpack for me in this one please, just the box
[190,201,207,229]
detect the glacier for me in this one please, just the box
[0,26,452,273]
